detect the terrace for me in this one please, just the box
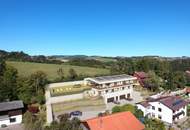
[50,84,91,97]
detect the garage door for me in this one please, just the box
[120,95,126,100]
[107,97,114,103]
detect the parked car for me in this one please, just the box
[113,100,120,104]
[70,111,82,116]
[57,113,71,120]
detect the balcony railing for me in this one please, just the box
[90,82,135,89]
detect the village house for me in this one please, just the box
[0,100,24,127]
[81,111,145,130]
[133,71,148,88]
[137,96,188,124]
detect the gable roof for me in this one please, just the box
[0,100,24,112]
[158,96,188,111]
[134,72,148,79]
[85,74,137,84]
[83,111,145,130]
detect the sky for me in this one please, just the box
[0,0,190,57]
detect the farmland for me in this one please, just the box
[6,61,110,80]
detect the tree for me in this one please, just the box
[112,104,143,119]
[17,77,33,104]
[29,71,48,93]
[57,68,65,81]
[165,71,186,90]
[144,71,163,92]
[144,118,166,130]
[68,68,78,80]
[0,59,6,76]
[0,65,18,101]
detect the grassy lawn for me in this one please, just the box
[50,84,91,97]
[6,61,110,80]
[52,97,105,112]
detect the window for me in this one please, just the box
[158,115,162,119]
[122,87,125,90]
[112,89,114,92]
[152,106,155,110]
[105,90,108,93]
[128,86,130,89]
[158,108,162,112]
[10,118,16,123]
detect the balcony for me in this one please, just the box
[173,111,185,120]
[91,82,134,89]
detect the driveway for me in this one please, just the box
[106,90,143,110]
[0,124,24,130]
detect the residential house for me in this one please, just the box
[137,96,188,124]
[134,72,148,87]
[0,100,24,127]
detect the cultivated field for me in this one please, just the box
[6,61,110,80]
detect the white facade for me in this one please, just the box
[137,101,187,124]
[85,75,137,104]
[0,115,22,127]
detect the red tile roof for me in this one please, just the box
[134,72,148,79]
[83,111,145,130]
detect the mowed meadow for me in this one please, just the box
[6,61,110,80]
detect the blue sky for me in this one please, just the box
[0,0,190,56]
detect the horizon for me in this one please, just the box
[0,0,190,57]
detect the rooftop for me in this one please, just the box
[83,111,145,130]
[139,96,189,111]
[85,74,136,84]
[134,71,148,79]
[0,100,24,112]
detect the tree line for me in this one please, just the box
[111,57,190,91]
[0,50,62,64]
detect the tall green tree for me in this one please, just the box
[144,71,163,92]
[68,68,78,80]
[0,65,18,101]
[29,71,48,93]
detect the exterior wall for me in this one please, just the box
[137,104,149,117]
[0,115,22,126]
[0,119,9,126]
[173,106,187,122]
[92,84,134,104]
[49,93,84,103]
[149,102,173,124]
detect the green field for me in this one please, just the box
[6,61,110,80]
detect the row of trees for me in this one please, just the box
[0,50,62,64]
[0,59,48,104]
[0,58,89,104]
[111,57,190,91]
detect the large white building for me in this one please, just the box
[84,74,138,104]
[137,96,188,124]
[0,100,24,127]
